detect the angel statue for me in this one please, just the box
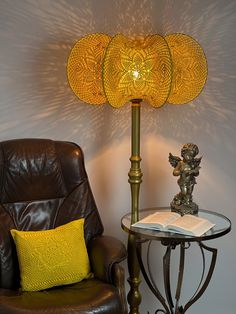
[169,143,202,215]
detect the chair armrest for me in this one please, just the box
[87,235,127,283]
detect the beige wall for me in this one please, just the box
[0,0,235,313]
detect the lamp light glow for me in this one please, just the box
[133,70,139,79]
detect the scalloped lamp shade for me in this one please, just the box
[103,34,172,108]
[67,33,111,105]
[165,33,208,105]
[67,33,207,107]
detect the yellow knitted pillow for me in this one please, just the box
[10,219,92,291]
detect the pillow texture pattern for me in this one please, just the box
[11,218,92,291]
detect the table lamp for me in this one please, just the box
[67,32,207,314]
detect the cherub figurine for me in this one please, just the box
[169,143,202,215]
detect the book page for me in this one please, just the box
[169,215,203,230]
[132,211,180,229]
[167,215,215,236]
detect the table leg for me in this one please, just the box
[136,240,217,313]
[183,242,217,312]
[136,240,171,314]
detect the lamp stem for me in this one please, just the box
[127,99,143,314]
[129,99,142,223]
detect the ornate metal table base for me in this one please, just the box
[122,208,231,314]
[136,240,217,314]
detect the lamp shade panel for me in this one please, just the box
[67,33,111,105]
[102,34,172,108]
[165,33,208,104]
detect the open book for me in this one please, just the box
[132,211,215,237]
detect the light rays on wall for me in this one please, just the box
[0,0,236,163]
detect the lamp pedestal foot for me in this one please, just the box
[127,234,141,314]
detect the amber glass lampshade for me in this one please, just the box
[102,34,172,108]
[67,32,207,107]
[165,33,208,104]
[67,33,111,105]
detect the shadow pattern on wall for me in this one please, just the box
[0,0,235,165]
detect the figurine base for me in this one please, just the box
[171,201,198,216]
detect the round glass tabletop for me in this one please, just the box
[121,207,231,242]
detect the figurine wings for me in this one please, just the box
[192,156,202,170]
[168,153,181,168]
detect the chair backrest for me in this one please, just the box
[0,138,104,289]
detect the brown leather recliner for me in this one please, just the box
[0,138,127,314]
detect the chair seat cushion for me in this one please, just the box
[10,219,92,291]
[0,279,122,314]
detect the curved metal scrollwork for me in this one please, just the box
[147,310,167,314]
[183,242,217,312]
[136,239,217,314]
[136,239,170,313]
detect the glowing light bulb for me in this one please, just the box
[133,70,139,79]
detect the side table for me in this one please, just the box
[121,207,231,314]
